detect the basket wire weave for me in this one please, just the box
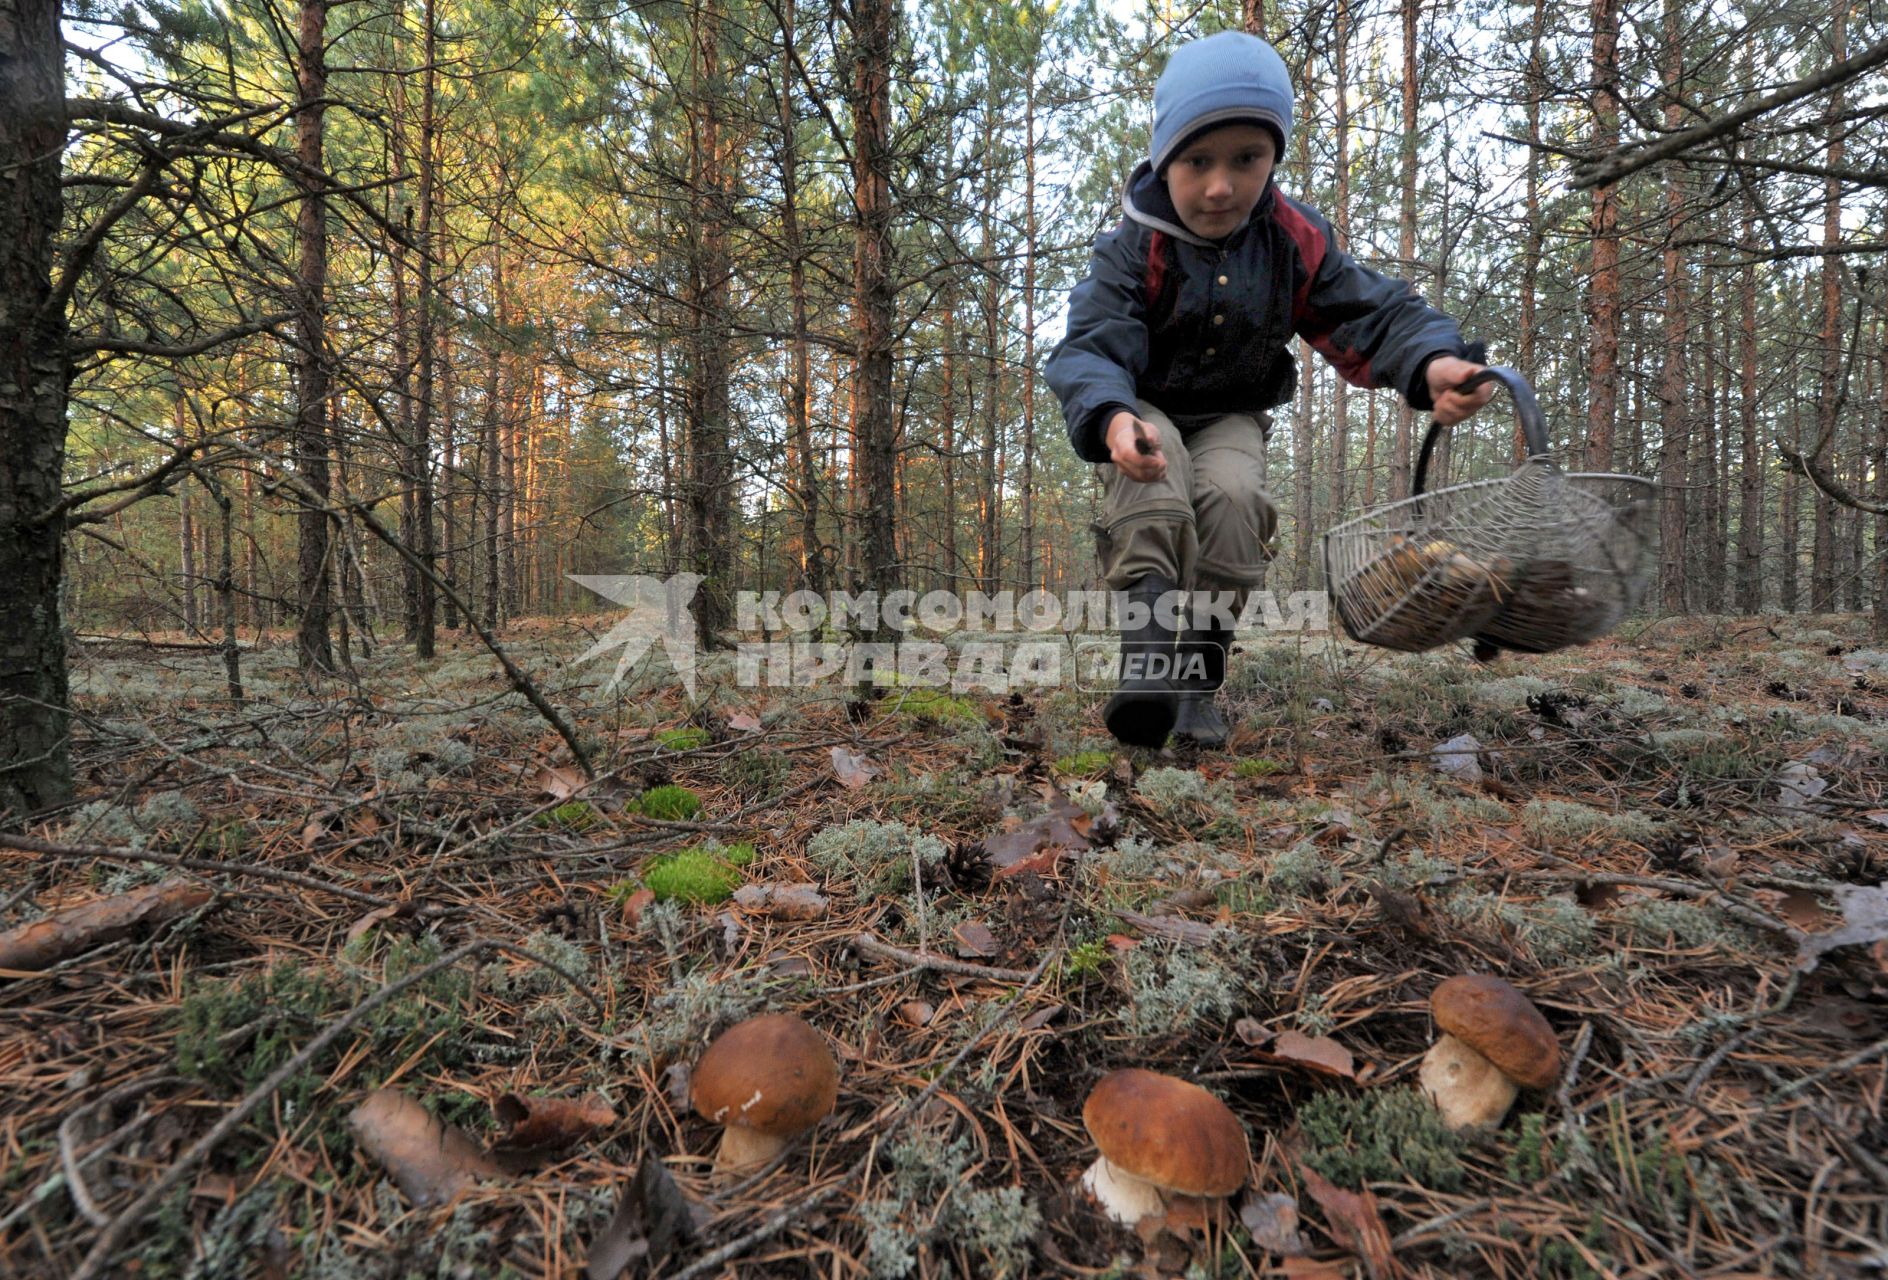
[1322,367,1656,655]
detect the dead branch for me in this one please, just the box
[1568,36,1888,189]
[851,931,1037,983]
[0,831,400,909]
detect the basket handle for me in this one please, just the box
[1411,354,1549,499]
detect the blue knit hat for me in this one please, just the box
[1149,31,1293,173]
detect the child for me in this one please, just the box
[1045,30,1494,750]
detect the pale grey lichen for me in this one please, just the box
[1613,897,1759,953]
[807,820,947,894]
[1123,940,1239,1037]
[1522,799,1661,845]
[857,1129,1041,1278]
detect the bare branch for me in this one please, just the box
[1568,36,1888,190]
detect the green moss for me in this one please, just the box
[1298,1086,1467,1191]
[536,799,602,831]
[192,820,253,857]
[643,846,743,903]
[656,726,711,751]
[886,686,985,727]
[1053,749,1114,775]
[1234,756,1287,778]
[1506,1111,1552,1183]
[637,784,702,821]
[1059,939,1109,980]
[719,747,790,800]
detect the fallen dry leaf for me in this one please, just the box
[587,1158,699,1280]
[0,880,212,976]
[1796,884,1888,972]
[1240,1190,1307,1255]
[1115,909,1216,947]
[830,746,880,789]
[952,920,1000,958]
[1268,1030,1357,1080]
[493,1092,618,1157]
[990,844,1071,882]
[1298,1165,1400,1280]
[533,765,586,801]
[731,882,829,920]
[617,886,656,927]
[1762,888,1834,931]
[345,902,415,947]
[1019,1002,1064,1031]
[898,1000,936,1027]
[1161,1192,1233,1235]
[727,712,762,732]
[349,1089,496,1206]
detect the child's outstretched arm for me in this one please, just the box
[1276,197,1490,425]
[1045,225,1152,465]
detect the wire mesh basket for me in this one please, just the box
[1322,366,1656,655]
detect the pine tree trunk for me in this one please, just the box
[294,0,335,672]
[0,0,74,817]
[1736,183,1763,614]
[412,0,439,655]
[1519,0,1545,456]
[177,398,199,633]
[1656,0,1687,615]
[684,0,735,646]
[1327,0,1351,530]
[1782,388,1801,612]
[1811,0,1846,615]
[1584,0,1622,472]
[849,0,898,611]
[1021,66,1039,590]
[1875,314,1887,635]
[941,296,959,587]
[775,0,821,595]
[979,98,1001,596]
[1393,0,1418,500]
[483,256,502,630]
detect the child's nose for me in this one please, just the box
[1206,168,1233,198]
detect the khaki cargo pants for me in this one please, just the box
[1094,401,1278,603]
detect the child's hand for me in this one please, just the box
[1425,356,1497,425]
[1106,411,1167,483]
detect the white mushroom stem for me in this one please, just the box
[1080,1155,1168,1226]
[1419,1033,1519,1130]
[713,1125,788,1175]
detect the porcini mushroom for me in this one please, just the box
[1080,1069,1250,1225]
[692,1014,838,1175]
[1420,975,1560,1130]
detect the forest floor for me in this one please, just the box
[4,611,1888,1279]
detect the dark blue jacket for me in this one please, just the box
[1046,161,1470,464]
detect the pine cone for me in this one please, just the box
[942,840,994,894]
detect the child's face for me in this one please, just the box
[1164,124,1277,240]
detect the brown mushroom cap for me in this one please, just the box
[1082,1069,1249,1197]
[1430,976,1560,1089]
[692,1014,838,1138]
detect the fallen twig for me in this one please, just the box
[0,831,398,909]
[851,931,1035,983]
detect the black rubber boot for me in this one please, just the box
[1102,574,1182,748]
[1172,625,1233,748]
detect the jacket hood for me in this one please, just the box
[1149,31,1294,173]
